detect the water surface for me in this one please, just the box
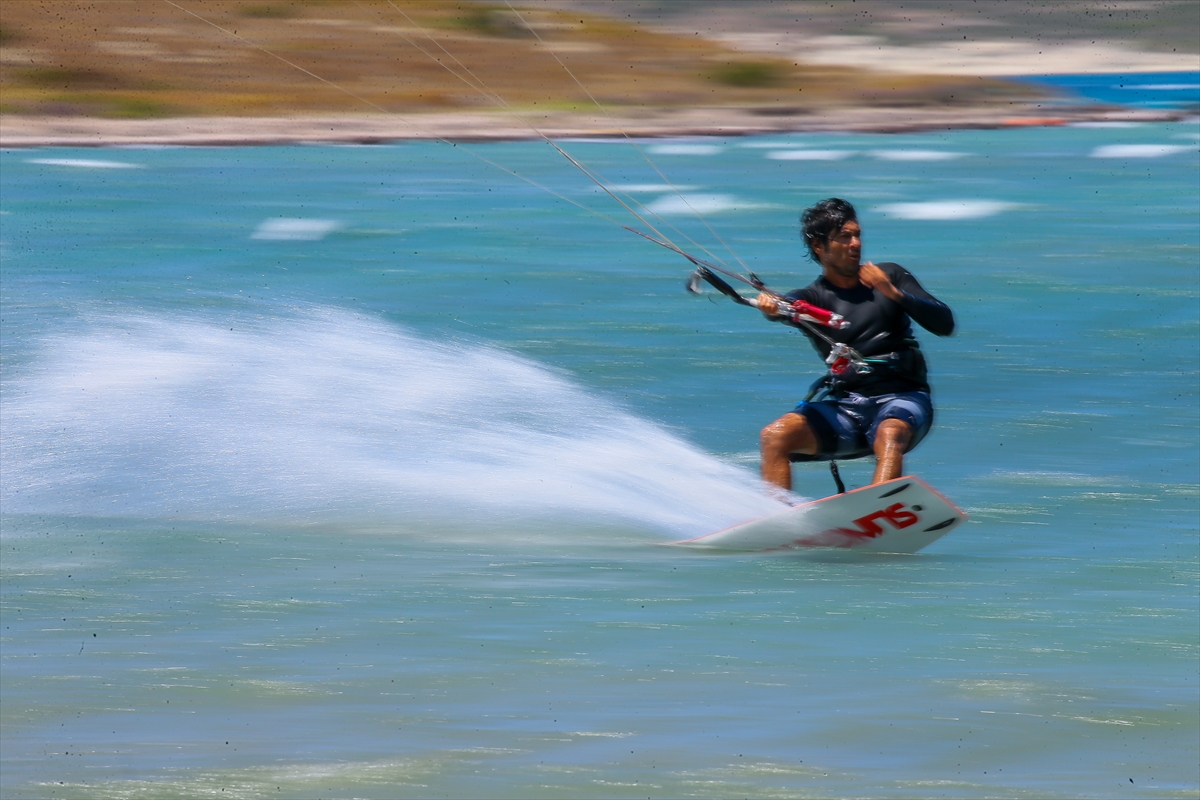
[2,120,1198,798]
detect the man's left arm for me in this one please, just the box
[859,262,955,336]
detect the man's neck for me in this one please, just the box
[821,264,860,289]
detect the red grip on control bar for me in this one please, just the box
[791,300,832,324]
[790,300,849,329]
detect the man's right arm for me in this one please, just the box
[885,265,955,336]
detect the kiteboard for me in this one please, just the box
[672,476,965,554]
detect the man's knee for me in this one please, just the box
[874,418,913,449]
[761,413,817,456]
[759,419,788,453]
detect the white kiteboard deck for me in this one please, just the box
[672,476,966,554]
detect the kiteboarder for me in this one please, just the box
[757,198,955,490]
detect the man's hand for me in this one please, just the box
[755,292,784,318]
[857,261,903,302]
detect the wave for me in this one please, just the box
[25,158,143,169]
[642,193,766,215]
[1089,144,1194,159]
[876,199,1021,220]
[765,149,854,161]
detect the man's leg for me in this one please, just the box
[871,418,912,484]
[760,413,819,491]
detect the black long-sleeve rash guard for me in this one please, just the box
[785,262,955,396]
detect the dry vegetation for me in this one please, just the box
[0,0,1036,119]
[558,0,1200,54]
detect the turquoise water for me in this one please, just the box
[2,121,1198,798]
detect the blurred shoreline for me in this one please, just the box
[2,0,1196,148]
[1,102,1192,148]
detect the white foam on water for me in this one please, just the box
[251,218,343,241]
[868,150,967,161]
[25,158,143,169]
[876,200,1021,220]
[1068,121,1145,128]
[1121,83,1200,91]
[642,193,762,215]
[1089,144,1193,158]
[646,143,723,155]
[737,141,802,148]
[607,183,698,193]
[0,309,785,538]
[766,149,855,161]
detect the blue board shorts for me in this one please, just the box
[789,390,933,462]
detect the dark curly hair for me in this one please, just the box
[800,198,857,262]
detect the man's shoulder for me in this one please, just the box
[787,276,829,301]
[876,261,908,277]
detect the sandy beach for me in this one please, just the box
[0,102,1189,148]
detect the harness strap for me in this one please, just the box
[804,374,833,402]
[829,460,847,494]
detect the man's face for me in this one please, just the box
[815,220,862,278]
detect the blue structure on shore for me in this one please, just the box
[1013,70,1200,109]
